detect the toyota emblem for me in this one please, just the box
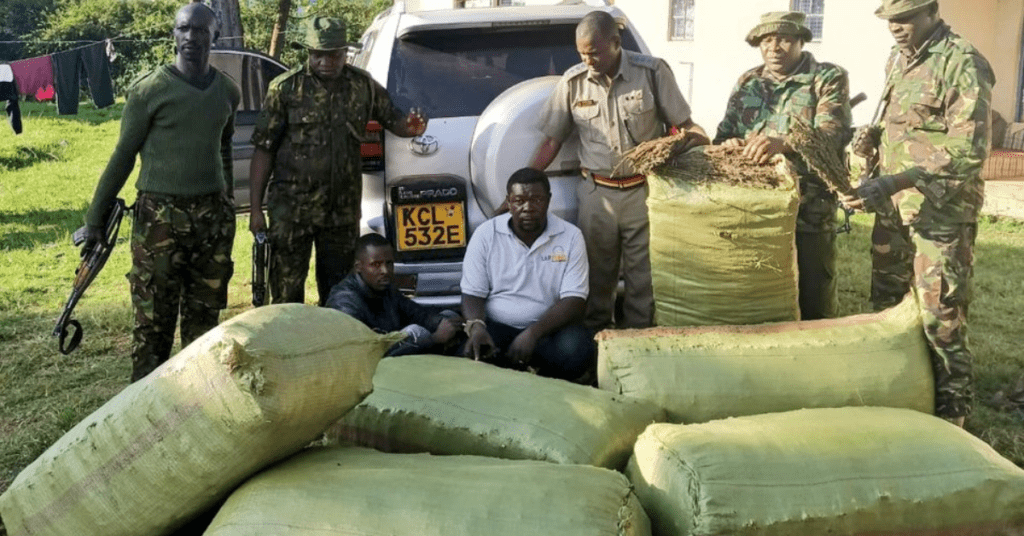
[410,135,439,156]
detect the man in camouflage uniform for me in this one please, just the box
[714,11,852,320]
[82,2,240,381]
[531,11,709,330]
[249,16,427,305]
[843,0,994,425]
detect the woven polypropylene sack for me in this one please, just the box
[326,354,666,470]
[646,157,800,327]
[597,296,933,423]
[626,407,1024,536]
[0,305,398,536]
[205,447,651,536]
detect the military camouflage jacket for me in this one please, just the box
[252,63,403,227]
[714,52,852,232]
[879,22,994,226]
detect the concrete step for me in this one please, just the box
[983,180,1024,220]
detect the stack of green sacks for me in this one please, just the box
[0,305,398,536]
[328,354,667,469]
[597,295,933,423]
[204,448,652,536]
[627,407,1024,535]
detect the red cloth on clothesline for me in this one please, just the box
[9,56,55,100]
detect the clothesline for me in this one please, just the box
[0,36,244,45]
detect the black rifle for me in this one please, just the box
[835,92,871,235]
[54,198,129,355]
[252,231,269,307]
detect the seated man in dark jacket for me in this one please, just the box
[325,233,463,356]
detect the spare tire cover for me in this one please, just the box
[470,76,582,222]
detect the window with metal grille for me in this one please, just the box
[791,0,824,41]
[670,0,695,41]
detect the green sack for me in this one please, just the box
[646,157,800,327]
[598,296,934,423]
[327,354,666,470]
[205,447,652,536]
[0,305,398,536]
[627,407,1024,536]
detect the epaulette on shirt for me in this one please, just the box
[565,62,588,79]
[126,68,162,93]
[628,53,661,71]
[343,63,374,81]
[268,64,305,91]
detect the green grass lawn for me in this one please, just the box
[1,101,1023,495]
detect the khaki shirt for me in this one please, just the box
[538,50,691,177]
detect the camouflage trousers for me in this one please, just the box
[871,209,977,418]
[128,191,235,382]
[268,218,358,306]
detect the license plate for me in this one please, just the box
[395,202,466,251]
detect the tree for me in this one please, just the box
[0,0,57,60]
[32,0,180,93]
[269,0,292,59]
[241,0,391,67]
[207,0,245,49]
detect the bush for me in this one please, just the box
[241,0,391,69]
[30,0,180,96]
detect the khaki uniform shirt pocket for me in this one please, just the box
[620,89,658,144]
[572,101,603,144]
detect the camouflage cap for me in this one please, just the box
[745,11,814,46]
[874,0,938,20]
[291,16,352,51]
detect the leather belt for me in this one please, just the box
[591,172,646,189]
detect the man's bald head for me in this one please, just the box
[175,1,218,34]
[576,11,620,42]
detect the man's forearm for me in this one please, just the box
[461,294,487,322]
[524,296,585,340]
[530,137,562,171]
[249,147,273,210]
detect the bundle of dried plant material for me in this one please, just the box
[615,130,691,176]
[652,145,786,189]
[788,118,853,195]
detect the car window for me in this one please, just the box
[388,24,641,118]
[353,30,377,69]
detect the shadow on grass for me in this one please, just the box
[0,208,89,250]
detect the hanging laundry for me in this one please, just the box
[52,42,115,115]
[9,55,54,100]
[35,85,55,102]
[0,64,23,134]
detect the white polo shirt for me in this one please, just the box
[461,213,589,330]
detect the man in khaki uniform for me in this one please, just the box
[531,10,708,330]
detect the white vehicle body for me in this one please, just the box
[352,1,651,307]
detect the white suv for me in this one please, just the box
[352,0,651,307]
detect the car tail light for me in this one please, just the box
[395,273,418,295]
[361,120,384,171]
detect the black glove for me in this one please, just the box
[76,225,105,259]
[855,175,900,213]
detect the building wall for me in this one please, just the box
[400,0,1024,128]
[618,0,1024,131]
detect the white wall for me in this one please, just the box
[400,0,1023,128]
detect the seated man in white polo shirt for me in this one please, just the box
[461,167,595,382]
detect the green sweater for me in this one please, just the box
[86,65,241,227]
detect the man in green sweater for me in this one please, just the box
[82,2,241,381]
